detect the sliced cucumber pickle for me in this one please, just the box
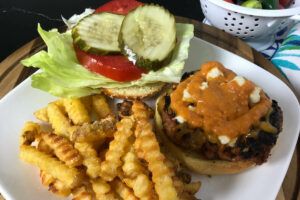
[119,5,176,70]
[72,12,124,55]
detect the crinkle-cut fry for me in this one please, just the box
[40,170,55,186]
[72,185,94,200]
[70,115,116,143]
[20,121,41,145]
[173,177,200,200]
[47,103,72,138]
[90,178,118,200]
[183,181,201,195]
[92,94,112,119]
[74,142,102,179]
[80,95,93,114]
[96,192,119,200]
[91,178,111,195]
[41,132,82,167]
[63,98,91,125]
[34,107,49,122]
[132,101,178,200]
[49,178,72,197]
[122,147,147,179]
[37,139,53,155]
[124,174,157,200]
[112,178,138,200]
[34,99,64,123]
[100,117,134,181]
[40,170,72,197]
[134,126,178,200]
[19,145,83,188]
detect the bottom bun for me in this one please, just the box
[103,82,167,99]
[155,95,254,175]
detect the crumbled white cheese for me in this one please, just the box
[124,45,137,64]
[218,135,230,144]
[174,116,185,123]
[183,89,191,100]
[206,67,224,80]
[232,76,245,86]
[200,82,208,90]
[249,87,261,104]
[188,105,196,111]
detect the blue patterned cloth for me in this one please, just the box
[268,23,300,95]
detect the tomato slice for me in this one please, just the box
[74,0,145,82]
[75,48,145,82]
[95,0,143,14]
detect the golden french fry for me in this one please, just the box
[40,170,55,186]
[34,107,48,122]
[19,145,83,188]
[122,144,156,200]
[100,117,134,181]
[49,179,72,197]
[92,94,112,119]
[40,170,71,197]
[132,101,178,200]
[74,142,102,179]
[20,96,200,200]
[34,99,65,123]
[122,147,147,179]
[41,132,82,167]
[90,178,119,200]
[63,98,91,125]
[47,103,71,138]
[72,185,94,200]
[20,121,41,145]
[80,96,93,114]
[70,115,116,143]
[91,178,111,195]
[112,178,138,200]
[124,174,157,200]
[37,139,53,155]
[182,181,201,195]
[173,177,201,200]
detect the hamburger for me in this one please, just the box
[20,0,194,99]
[155,61,283,175]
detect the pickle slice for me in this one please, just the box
[72,12,124,55]
[119,5,176,70]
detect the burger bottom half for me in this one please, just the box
[155,61,283,175]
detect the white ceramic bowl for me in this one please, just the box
[200,0,300,41]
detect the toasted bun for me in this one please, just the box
[155,95,254,175]
[102,82,167,99]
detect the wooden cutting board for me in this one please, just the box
[0,16,298,200]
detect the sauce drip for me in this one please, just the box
[170,61,272,140]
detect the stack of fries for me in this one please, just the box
[19,94,200,200]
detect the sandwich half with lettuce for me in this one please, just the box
[21,0,194,99]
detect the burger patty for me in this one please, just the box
[160,95,283,165]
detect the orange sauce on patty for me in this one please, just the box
[170,61,272,140]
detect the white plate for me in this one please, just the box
[0,37,299,200]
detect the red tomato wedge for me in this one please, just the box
[75,48,145,82]
[279,0,292,7]
[74,0,145,82]
[95,0,143,14]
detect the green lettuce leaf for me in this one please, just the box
[21,23,194,98]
